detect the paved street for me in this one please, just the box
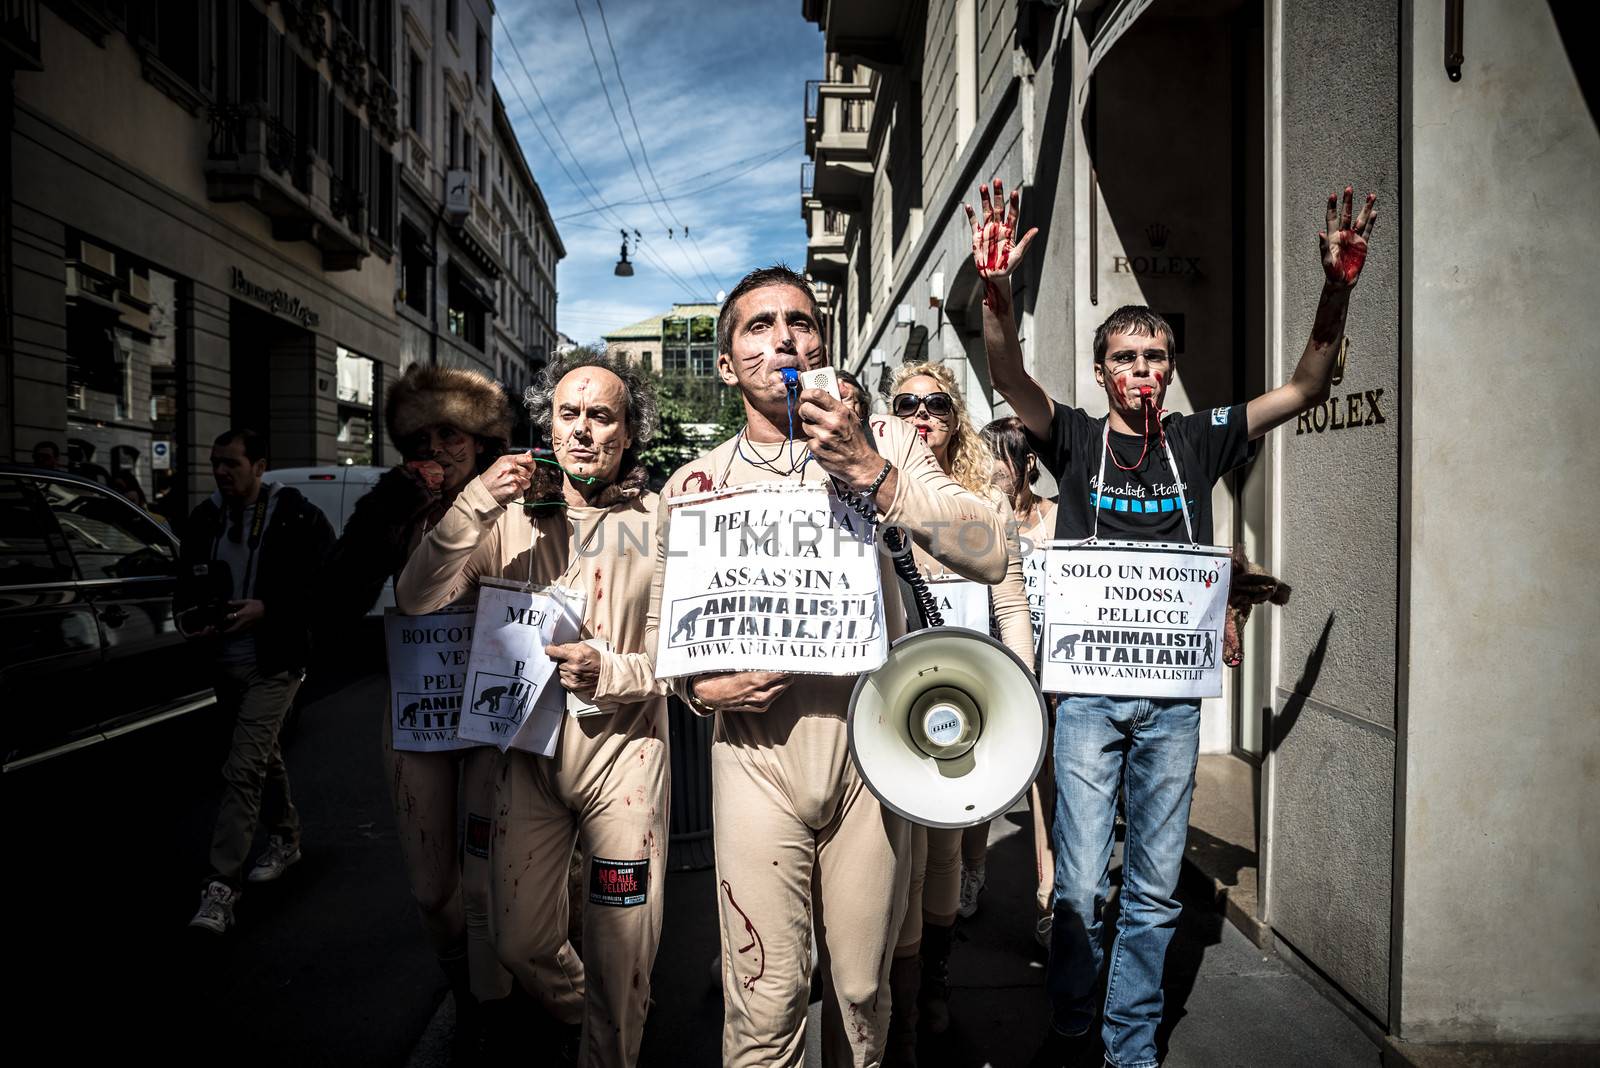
[6,637,1377,1066]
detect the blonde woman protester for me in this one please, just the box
[320,365,515,1053]
[982,416,1060,947]
[882,362,1034,1063]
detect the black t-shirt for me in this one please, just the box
[1027,402,1253,545]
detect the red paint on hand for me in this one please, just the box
[1335,236,1367,285]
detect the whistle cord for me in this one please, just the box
[520,454,603,511]
[833,476,945,629]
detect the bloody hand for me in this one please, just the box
[1320,186,1377,288]
[963,179,1038,314]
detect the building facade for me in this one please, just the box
[801,0,1598,1057]
[490,88,562,413]
[602,302,722,376]
[393,1,561,444]
[7,0,403,512]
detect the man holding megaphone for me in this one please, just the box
[647,265,1009,1067]
[967,179,1375,1068]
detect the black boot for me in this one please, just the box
[884,954,921,1067]
[440,942,483,1066]
[919,921,954,1036]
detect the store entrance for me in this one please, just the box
[229,301,321,470]
[1087,0,1267,758]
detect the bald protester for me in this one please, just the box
[397,352,668,1068]
[646,265,1009,1066]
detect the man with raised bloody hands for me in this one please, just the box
[966,178,1375,1068]
[647,265,1008,1067]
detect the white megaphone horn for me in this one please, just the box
[849,626,1047,829]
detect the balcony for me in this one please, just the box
[804,203,847,284]
[205,104,370,272]
[801,0,909,66]
[806,80,873,211]
[1,0,42,71]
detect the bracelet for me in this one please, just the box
[863,459,893,497]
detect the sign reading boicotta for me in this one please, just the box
[229,266,320,329]
[1040,540,1232,699]
[383,605,478,753]
[655,483,887,678]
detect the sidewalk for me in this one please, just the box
[411,803,1378,1066]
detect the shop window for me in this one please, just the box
[62,237,186,517]
[336,347,377,465]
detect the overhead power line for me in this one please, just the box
[571,0,721,298]
[550,142,801,222]
[492,17,708,299]
[590,0,727,294]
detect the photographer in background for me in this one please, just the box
[175,428,335,935]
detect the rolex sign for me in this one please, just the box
[445,169,471,222]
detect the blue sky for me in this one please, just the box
[493,0,823,346]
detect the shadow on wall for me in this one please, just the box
[1550,0,1600,134]
[1272,612,1334,754]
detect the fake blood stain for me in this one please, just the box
[721,881,766,990]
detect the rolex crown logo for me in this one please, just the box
[1145,223,1170,251]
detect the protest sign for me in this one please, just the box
[926,576,989,632]
[1021,547,1048,652]
[1040,540,1232,699]
[383,605,477,752]
[459,580,584,755]
[656,482,887,678]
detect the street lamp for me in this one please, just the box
[614,229,634,277]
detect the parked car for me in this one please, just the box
[0,466,211,773]
[270,464,393,615]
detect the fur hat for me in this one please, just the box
[386,364,514,448]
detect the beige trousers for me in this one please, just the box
[382,716,511,1000]
[713,709,913,1068]
[491,700,669,1068]
[896,826,962,953]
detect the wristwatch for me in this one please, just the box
[683,681,718,717]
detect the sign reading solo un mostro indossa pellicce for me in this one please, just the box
[1041,540,1232,699]
[655,483,887,678]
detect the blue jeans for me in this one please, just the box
[1046,694,1201,1068]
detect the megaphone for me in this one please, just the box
[849,627,1048,829]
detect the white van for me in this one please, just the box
[270,465,393,615]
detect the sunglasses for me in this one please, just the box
[892,391,954,418]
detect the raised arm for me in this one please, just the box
[965,179,1053,440]
[1246,186,1377,439]
[394,453,534,614]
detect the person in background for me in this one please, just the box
[982,415,1060,947]
[177,429,334,935]
[31,440,63,470]
[836,367,872,423]
[111,470,168,528]
[321,364,515,1054]
[883,361,1034,1064]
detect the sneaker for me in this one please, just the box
[247,835,302,883]
[189,880,239,934]
[957,864,986,919]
